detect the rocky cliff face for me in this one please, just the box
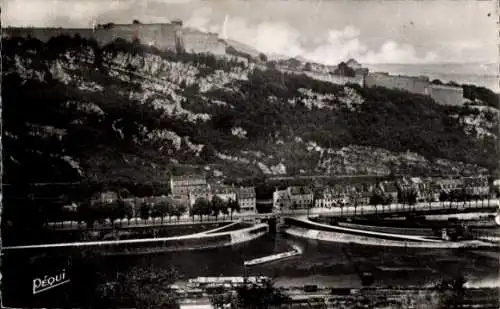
[3,35,498,188]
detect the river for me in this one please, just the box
[105,232,499,289]
[3,230,499,308]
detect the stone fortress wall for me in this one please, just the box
[3,21,228,56]
[365,72,430,95]
[365,72,465,106]
[181,28,226,55]
[427,84,465,106]
[304,71,365,87]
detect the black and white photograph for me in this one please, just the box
[1,0,500,308]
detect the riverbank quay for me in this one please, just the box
[44,198,499,231]
[283,216,499,249]
[283,198,499,217]
[1,223,269,254]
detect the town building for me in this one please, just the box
[435,178,464,194]
[91,191,118,205]
[211,184,237,202]
[170,175,210,207]
[396,177,433,202]
[287,186,314,209]
[273,189,291,211]
[380,181,399,202]
[314,185,349,208]
[349,183,374,205]
[463,176,490,197]
[236,187,257,214]
[429,182,443,202]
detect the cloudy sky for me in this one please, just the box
[3,0,497,64]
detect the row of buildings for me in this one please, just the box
[273,176,493,211]
[93,175,495,215]
[170,176,257,213]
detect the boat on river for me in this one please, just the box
[244,245,302,266]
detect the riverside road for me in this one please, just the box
[46,199,499,230]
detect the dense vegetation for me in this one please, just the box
[2,35,498,198]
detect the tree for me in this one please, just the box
[227,198,240,220]
[123,201,134,225]
[152,200,170,224]
[139,202,151,221]
[211,195,226,221]
[95,265,180,309]
[258,53,268,62]
[407,188,418,210]
[172,203,186,221]
[349,191,360,216]
[370,188,385,214]
[200,142,216,161]
[107,200,122,227]
[234,280,290,309]
[193,197,210,221]
[90,201,110,225]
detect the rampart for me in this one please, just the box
[305,71,365,87]
[365,72,466,106]
[182,28,226,55]
[428,84,464,106]
[280,68,364,87]
[365,72,429,95]
[3,22,228,56]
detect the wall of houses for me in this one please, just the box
[239,197,257,213]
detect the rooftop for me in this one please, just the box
[211,184,235,194]
[289,186,313,195]
[435,178,464,186]
[236,187,256,199]
[171,175,206,183]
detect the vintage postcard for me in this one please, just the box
[1,0,499,308]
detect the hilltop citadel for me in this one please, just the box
[4,20,467,107]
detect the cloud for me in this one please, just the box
[360,41,438,64]
[184,9,441,64]
[3,0,136,27]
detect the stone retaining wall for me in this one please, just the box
[3,223,269,254]
[284,218,495,249]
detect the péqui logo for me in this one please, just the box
[32,269,70,295]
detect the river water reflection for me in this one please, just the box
[3,232,499,308]
[109,232,500,289]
